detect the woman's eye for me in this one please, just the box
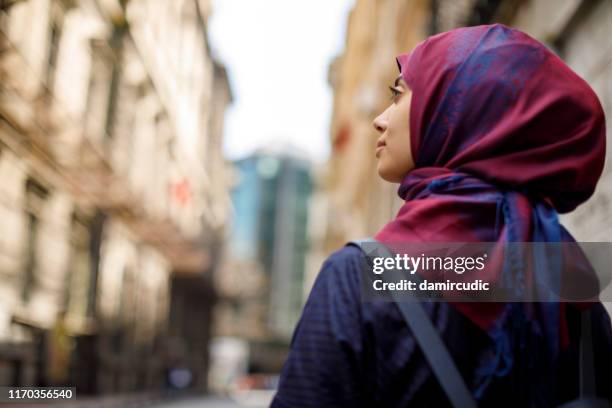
[389,86,402,101]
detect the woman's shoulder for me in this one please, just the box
[324,243,366,269]
[309,244,365,299]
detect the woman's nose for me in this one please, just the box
[372,110,388,133]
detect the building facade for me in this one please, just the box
[0,0,231,393]
[308,0,431,289]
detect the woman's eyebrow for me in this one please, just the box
[394,76,402,87]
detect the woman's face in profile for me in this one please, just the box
[372,75,415,183]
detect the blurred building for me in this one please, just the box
[0,0,231,395]
[308,0,430,289]
[314,0,612,302]
[212,146,313,387]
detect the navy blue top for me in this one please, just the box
[270,244,612,407]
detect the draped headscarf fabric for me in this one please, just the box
[373,23,606,397]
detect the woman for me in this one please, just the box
[271,23,611,407]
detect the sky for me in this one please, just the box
[208,0,355,164]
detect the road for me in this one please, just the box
[152,391,275,408]
[38,393,265,408]
[151,396,241,407]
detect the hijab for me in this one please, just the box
[373,23,606,397]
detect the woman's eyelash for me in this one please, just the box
[389,86,401,100]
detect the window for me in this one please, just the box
[21,178,48,302]
[44,1,67,91]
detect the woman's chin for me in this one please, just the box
[376,162,402,183]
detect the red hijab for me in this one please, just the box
[373,24,606,387]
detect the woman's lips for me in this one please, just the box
[376,140,386,157]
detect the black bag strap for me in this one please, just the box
[347,238,478,408]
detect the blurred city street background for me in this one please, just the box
[1,0,612,406]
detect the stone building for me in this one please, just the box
[0,0,231,394]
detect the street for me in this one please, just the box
[152,391,275,408]
[37,393,270,408]
[152,396,240,408]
